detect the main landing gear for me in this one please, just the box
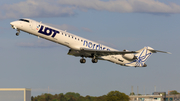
[80,56,98,64]
[92,55,98,63]
[80,58,86,63]
[92,58,98,63]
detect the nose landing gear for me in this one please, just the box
[16,32,19,36]
[16,29,20,36]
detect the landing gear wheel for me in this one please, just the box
[16,33,19,36]
[80,58,86,63]
[16,29,20,36]
[92,59,98,63]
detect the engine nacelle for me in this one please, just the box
[122,54,137,60]
[122,49,137,60]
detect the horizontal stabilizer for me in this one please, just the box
[148,49,171,54]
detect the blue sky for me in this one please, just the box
[0,0,180,97]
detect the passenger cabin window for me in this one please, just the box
[19,19,30,23]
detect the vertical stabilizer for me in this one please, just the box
[125,46,153,67]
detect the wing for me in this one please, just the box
[68,48,137,57]
[79,48,137,56]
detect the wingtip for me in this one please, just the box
[167,52,172,54]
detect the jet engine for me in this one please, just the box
[122,50,137,60]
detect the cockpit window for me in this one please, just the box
[19,19,30,23]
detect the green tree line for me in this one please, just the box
[169,90,180,95]
[31,91,130,101]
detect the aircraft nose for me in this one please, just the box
[10,21,17,26]
[10,22,13,25]
[10,21,18,29]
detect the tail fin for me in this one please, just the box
[135,46,154,67]
[125,46,170,67]
[125,46,154,67]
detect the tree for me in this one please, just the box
[93,95,106,101]
[106,91,130,101]
[65,92,80,99]
[130,92,135,95]
[44,93,53,101]
[84,95,93,101]
[169,90,180,95]
[31,96,34,101]
[31,91,130,101]
[58,93,67,101]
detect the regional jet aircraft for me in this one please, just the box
[10,18,171,67]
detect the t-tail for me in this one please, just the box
[125,46,171,67]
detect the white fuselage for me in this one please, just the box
[10,18,148,67]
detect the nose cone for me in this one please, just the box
[10,21,18,26]
[10,21,18,29]
[10,22,14,27]
[10,22,14,25]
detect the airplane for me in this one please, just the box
[10,18,171,67]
